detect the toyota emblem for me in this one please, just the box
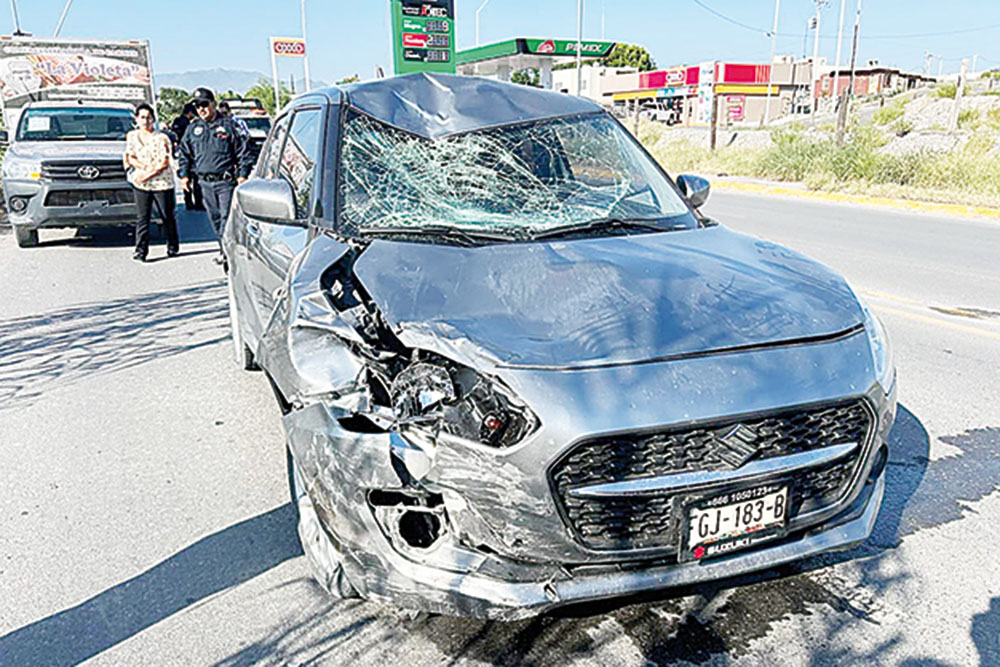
[78,165,100,180]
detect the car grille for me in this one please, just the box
[41,160,127,182]
[44,189,135,207]
[550,399,874,551]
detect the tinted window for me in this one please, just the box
[261,114,291,179]
[279,108,324,219]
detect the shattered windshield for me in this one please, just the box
[340,111,695,238]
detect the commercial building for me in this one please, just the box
[817,67,936,99]
[456,42,935,127]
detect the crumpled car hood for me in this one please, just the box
[8,140,125,161]
[353,226,864,370]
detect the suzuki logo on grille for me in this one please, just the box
[714,424,762,469]
[78,165,100,180]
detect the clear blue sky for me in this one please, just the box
[10,0,1000,84]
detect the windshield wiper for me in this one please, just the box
[530,217,685,241]
[357,225,519,246]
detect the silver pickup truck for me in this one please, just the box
[1,101,137,247]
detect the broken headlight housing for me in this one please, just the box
[390,358,539,448]
[860,299,895,395]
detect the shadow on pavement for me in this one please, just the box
[0,280,229,410]
[971,597,1000,667]
[0,505,302,667]
[208,404,988,667]
[4,405,992,665]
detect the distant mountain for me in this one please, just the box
[157,68,327,95]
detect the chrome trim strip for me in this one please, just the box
[567,441,859,498]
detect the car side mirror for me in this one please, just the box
[235,178,300,225]
[0,130,8,145]
[677,174,711,209]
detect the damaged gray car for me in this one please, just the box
[223,74,897,619]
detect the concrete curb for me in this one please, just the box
[712,180,1000,222]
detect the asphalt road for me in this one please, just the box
[1,193,998,666]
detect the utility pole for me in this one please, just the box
[971,54,978,77]
[709,93,718,151]
[762,0,781,127]
[53,0,73,37]
[8,0,24,36]
[301,0,311,92]
[576,0,584,97]
[924,51,933,77]
[834,0,847,96]
[810,1,827,124]
[938,57,944,78]
[835,0,861,145]
[949,58,968,133]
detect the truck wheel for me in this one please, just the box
[14,227,38,248]
[287,446,359,599]
[227,277,259,371]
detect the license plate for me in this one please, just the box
[681,484,789,562]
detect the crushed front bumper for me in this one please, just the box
[354,467,885,620]
[285,385,892,620]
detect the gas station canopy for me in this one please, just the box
[457,38,616,89]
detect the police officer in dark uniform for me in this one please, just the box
[178,87,253,262]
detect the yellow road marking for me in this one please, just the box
[714,181,1000,222]
[859,290,924,307]
[872,304,1000,342]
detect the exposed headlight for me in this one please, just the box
[860,299,895,394]
[2,159,42,180]
[390,357,539,448]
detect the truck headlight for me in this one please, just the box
[391,358,539,448]
[861,300,895,395]
[2,159,42,180]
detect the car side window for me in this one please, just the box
[279,108,324,219]
[261,114,291,179]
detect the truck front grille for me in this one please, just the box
[44,189,135,207]
[550,399,874,551]
[41,160,127,182]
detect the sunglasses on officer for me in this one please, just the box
[195,100,212,109]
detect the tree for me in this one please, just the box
[337,75,360,85]
[244,77,293,116]
[602,44,656,72]
[511,68,541,88]
[157,87,189,123]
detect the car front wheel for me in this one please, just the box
[14,226,38,248]
[227,277,259,371]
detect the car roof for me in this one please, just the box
[300,72,602,139]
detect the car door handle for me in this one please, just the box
[246,221,261,237]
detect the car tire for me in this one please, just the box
[14,227,38,248]
[227,277,259,371]
[287,446,359,599]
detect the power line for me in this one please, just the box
[687,0,1000,41]
[689,0,766,34]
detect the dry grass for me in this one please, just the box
[640,120,1000,208]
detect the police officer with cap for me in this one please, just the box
[178,87,253,262]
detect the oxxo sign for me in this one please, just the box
[271,37,306,58]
